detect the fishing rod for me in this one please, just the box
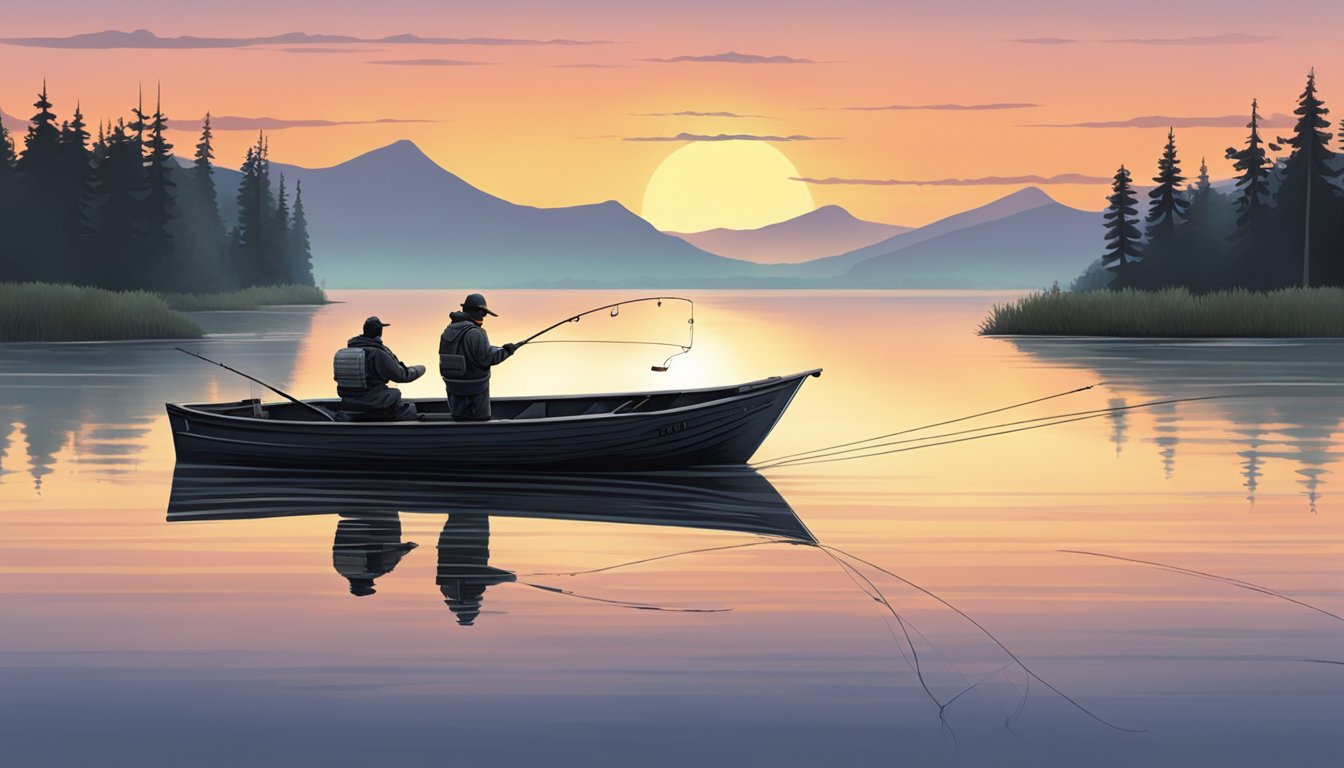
[513,296,695,372]
[175,347,336,422]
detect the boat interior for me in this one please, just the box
[182,380,773,423]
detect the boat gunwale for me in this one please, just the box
[166,369,822,428]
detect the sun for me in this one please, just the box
[640,141,816,233]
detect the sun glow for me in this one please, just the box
[640,142,815,233]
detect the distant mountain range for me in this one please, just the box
[196,139,1107,289]
[665,205,910,264]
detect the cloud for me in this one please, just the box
[551,63,628,68]
[640,51,815,64]
[1012,37,1076,45]
[838,102,1040,112]
[1107,33,1277,46]
[631,110,777,119]
[1028,113,1295,129]
[624,133,834,142]
[792,173,1110,186]
[206,116,438,131]
[366,58,489,67]
[0,28,607,49]
[276,47,369,54]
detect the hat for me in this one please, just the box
[362,316,391,336]
[462,293,497,317]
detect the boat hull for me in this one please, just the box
[167,370,817,469]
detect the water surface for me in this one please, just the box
[2,290,1340,766]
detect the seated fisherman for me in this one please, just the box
[333,316,426,420]
[439,294,519,421]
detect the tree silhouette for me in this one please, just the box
[171,112,229,290]
[16,82,70,281]
[0,114,19,280]
[1274,68,1341,287]
[1224,99,1276,286]
[1133,128,1190,288]
[288,179,314,285]
[1102,165,1142,285]
[142,87,176,290]
[1182,158,1237,291]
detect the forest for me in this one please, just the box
[1088,69,1344,292]
[0,84,313,293]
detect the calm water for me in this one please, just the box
[1,290,1341,767]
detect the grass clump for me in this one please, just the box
[162,284,328,311]
[0,282,203,342]
[979,286,1344,337]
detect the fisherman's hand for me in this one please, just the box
[407,364,427,380]
[503,342,519,355]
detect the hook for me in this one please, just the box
[610,306,620,317]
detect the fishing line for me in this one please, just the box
[762,396,1218,468]
[759,382,1102,465]
[514,296,695,372]
[1059,549,1344,624]
[757,395,1223,470]
[819,544,1145,733]
[524,539,797,577]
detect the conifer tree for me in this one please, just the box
[1274,68,1341,287]
[1133,128,1191,289]
[288,179,314,285]
[1224,99,1276,288]
[15,83,71,281]
[1274,67,1338,285]
[171,113,228,290]
[272,174,291,274]
[18,81,61,176]
[1183,158,1237,291]
[90,118,149,289]
[0,113,19,280]
[142,88,177,290]
[1102,165,1142,286]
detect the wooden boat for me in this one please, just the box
[166,369,820,469]
[167,463,815,542]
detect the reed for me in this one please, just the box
[979,286,1344,337]
[0,282,203,342]
[161,284,328,311]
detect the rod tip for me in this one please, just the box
[651,366,668,372]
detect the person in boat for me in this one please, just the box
[333,316,426,421]
[332,511,418,597]
[439,293,519,421]
[436,513,516,626]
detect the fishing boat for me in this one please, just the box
[167,463,815,542]
[166,369,820,469]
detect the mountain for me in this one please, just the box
[782,187,1064,277]
[839,198,1102,288]
[212,140,769,288]
[665,205,909,264]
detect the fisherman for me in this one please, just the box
[436,514,516,626]
[439,293,519,421]
[333,316,426,420]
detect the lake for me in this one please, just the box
[1,290,1341,767]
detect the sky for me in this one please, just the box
[1,0,1342,229]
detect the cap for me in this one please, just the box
[362,316,391,335]
[462,293,498,317]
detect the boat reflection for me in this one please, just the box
[167,463,814,616]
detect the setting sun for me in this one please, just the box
[640,141,816,233]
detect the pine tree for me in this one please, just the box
[0,112,19,281]
[1183,158,1237,291]
[273,174,291,277]
[1102,165,1142,286]
[1133,128,1191,289]
[17,81,61,176]
[171,113,229,290]
[142,87,177,290]
[56,102,92,275]
[231,134,280,286]
[15,82,71,281]
[89,118,150,289]
[288,179,314,285]
[1274,68,1341,287]
[1224,99,1275,288]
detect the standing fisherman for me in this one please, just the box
[439,294,519,421]
[333,316,426,420]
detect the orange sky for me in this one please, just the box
[1,2,1342,227]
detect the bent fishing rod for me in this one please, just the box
[175,347,336,422]
[512,296,695,371]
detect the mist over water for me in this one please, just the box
[1,290,1341,767]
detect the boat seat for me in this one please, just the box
[513,402,547,420]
